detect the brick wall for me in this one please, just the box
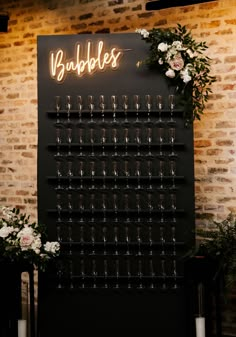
[1,0,236,335]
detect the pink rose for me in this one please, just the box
[168,53,184,71]
[20,234,34,249]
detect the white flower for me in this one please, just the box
[165,68,176,78]
[158,42,169,52]
[172,41,185,51]
[0,225,15,238]
[186,49,195,58]
[44,241,60,254]
[158,58,164,65]
[180,67,192,83]
[31,235,42,254]
[135,28,149,38]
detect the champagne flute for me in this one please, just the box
[145,94,152,124]
[133,94,141,125]
[122,95,129,126]
[137,259,143,289]
[168,94,176,125]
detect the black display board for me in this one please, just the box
[37,33,195,337]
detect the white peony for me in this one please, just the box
[165,68,176,78]
[158,42,169,52]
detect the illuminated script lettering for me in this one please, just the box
[49,40,123,82]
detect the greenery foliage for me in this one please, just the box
[196,213,236,289]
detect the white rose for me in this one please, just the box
[158,58,164,65]
[165,68,176,78]
[158,42,169,52]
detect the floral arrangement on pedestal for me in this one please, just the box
[195,213,236,290]
[136,24,216,123]
[0,206,60,271]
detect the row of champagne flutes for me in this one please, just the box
[54,94,176,117]
[57,255,179,290]
[55,156,177,180]
[55,189,178,215]
[54,122,176,146]
[57,221,178,258]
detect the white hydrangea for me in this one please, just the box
[44,241,60,254]
[172,41,185,51]
[31,235,42,254]
[0,225,15,238]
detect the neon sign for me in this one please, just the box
[49,40,123,82]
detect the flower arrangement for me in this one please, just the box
[0,206,60,270]
[195,213,236,290]
[136,24,216,123]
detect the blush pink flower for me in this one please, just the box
[168,53,184,71]
[18,227,34,250]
